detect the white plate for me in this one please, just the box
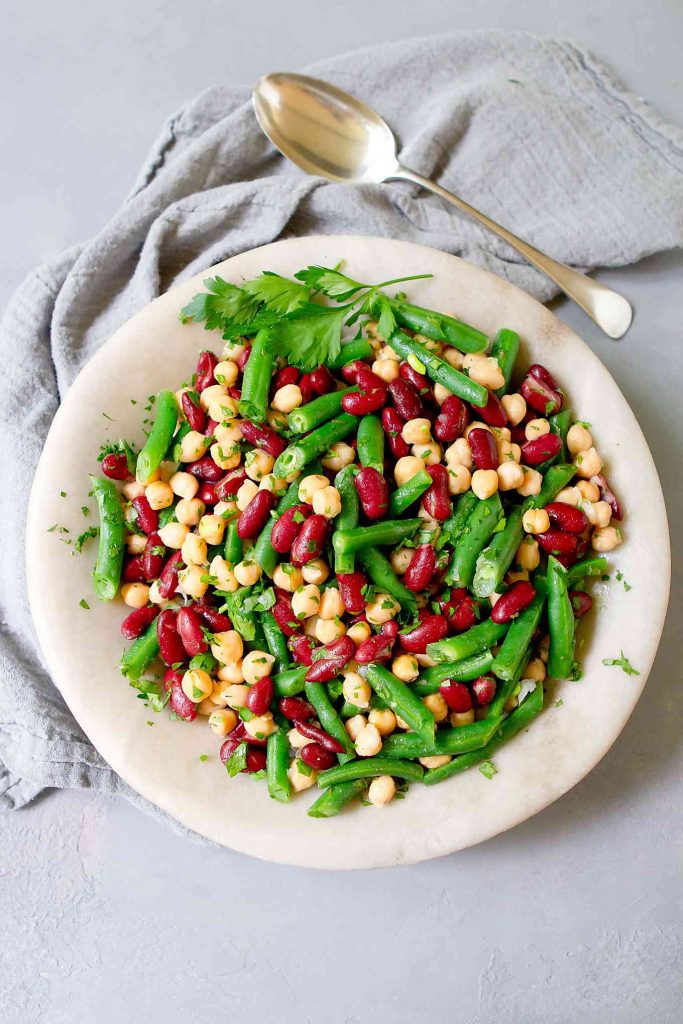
[27,236,670,869]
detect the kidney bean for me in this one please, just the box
[298,373,315,405]
[305,636,356,682]
[592,473,623,521]
[341,359,368,384]
[521,432,562,466]
[237,489,277,540]
[520,374,563,416]
[170,681,197,721]
[342,388,387,415]
[279,696,316,721]
[404,545,436,592]
[215,467,248,500]
[569,591,593,618]
[545,501,589,534]
[352,365,384,391]
[272,592,299,637]
[120,605,159,640]
[157,609,186,666]
[289,634,315,665]
[228,385,242,402]
[491,581,537,623]
[158,550,184,599]
[163,667,182,692]
[271,504,312,553]
[337,572,368,615]
[308,365,336,395]
[197,481,218,505]
[300,743,337,770]
[529,362,559,391]
[188,456,224,482]
[381,407,411,458]
[388,378,424,421]
[141,532,165,580]
[246,676,274,715]
[467,428,499,471]
[479,391,508,428]
[422,464,451,521]
[434,395,469,442]
[295,720,345,754]
[472,676,497,706]
[354,631,396,664]
[195,602,232,633]
[195,351,218,393]
[510,424,527,447]
[291,514,330,565]
[101,451,133,481]
[240,420,287,458]
[176,606,208,657]
[439,680,473,712]
[204,418,220,437]
[399,361,433,399]
[181,390,206,432]
[354,467,389,520]
[273,366,299,392]
[536,529,579,558]
[122,556,147,583]
[443,594,479,634]
[400,613,449,654]
[236,344,251,373]
[132,495,158,535]
[244,748,267,773]
[219,733,243,763]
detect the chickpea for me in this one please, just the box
[210,629,243,666]
[522,508,550,534]
[177,565,208,599]
[271,384,302,414]
[298,474,329,505]
[556,486,582,508]
[525,658,547,683]
[213,359,239,387]
[368,776,396,807]
[216,661,245,686]
[318,587,345,621]
[371,358,400,383]
[259,474,287,496]
[501,393,526,426]
[234,559,262,587]
[266,408,288,432]
[244,450,274,482]
[123,480,146,501]
[402,418,432,446]
[394,455,426,486]
[211,442,241,472]
[315,618,346,644]
[292,584,321,620]
[447,464,471,495]
[390,547,413,574]
[591,525,622,552]
[221,340,247,363]
[125,532,147,555]
[347,620,371,645]
[181,533,207,567]
[312,485,342,519]
[497,462,525,491]
[574,447,603,479]
[303,615,320,638]
[176,497,205,527]
[208,395,239,424]
[209,682,229,707]
[394,714,411,730]
[157,522,187,549]
[169,471,199,500]
[288,760,317,793]
[121,582,150,608]
[345,714,367,742]
[148,580,164,605]
[443,346,464,369]
[245,713,277,740]
[342,672,371,708]
[366,593,400,625]
[507,570,529,584]
[577,479,601,502]
[432,382,451,406]
[392,654,419,682]
[472,469,499,500]
[302,558,330,585]
[592,501,612,528]
[287,728,311,750]
[378,343,400,361]
[525,418,550,441]
[236,480,259,510]
[517,467,543,497]
[497,438,515,463]
[414,334,442,355]
[272,564,303,592]
[355,722,383,757]
[368,708,397,736]
[144,481,173,510]
[182,669,213,703]
[468,355,505,390]
[419,754,452,770]
[179,430,210,463]
[197,514,226,546]
[242,650,275,686]
[199,383,227,412]
[516,536,540,571]
[322,441,355,472]
[423,692,449,723]
[413,441,442,466]
[220,683,248,709]
[208,708,238,736]
[209,555,238,592]
[443,439,472,473]
[567,423,593,455]
[450,709,475,727]
[214,419,243,446]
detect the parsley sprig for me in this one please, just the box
[602,651,639,676]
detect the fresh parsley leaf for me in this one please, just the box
[479,760,498,780]
[79,598,90,610]
[372,293,397,341]
[129,677,169,713]
[266,304,346,372]
[241,271,310,314]
[198,754,209,762]
[189,651,218,674]
[73,526,99,553]
[294,264,367,301]
[554,699,564,708]
[225,742,248,778]
[602,651,639,676]
[179,276,261,330]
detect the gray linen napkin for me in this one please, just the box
[2,31,682,819]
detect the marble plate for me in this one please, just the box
[26,236,670,869]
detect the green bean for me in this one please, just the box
[287,388,355,434]
[389,330,488,407]
[491,328,521,397]
[565,556,607,583]
[390,300,488,354]
[246,616,266,652]
[423,682,544,785]
[120,619,160,680]
[491,577,547,681]
[549,409,572,462]
[261,611,290,672]
[223,521,242,564]
[136,390,178,483]
[427,619,509,663]
[530,463,576,508]
[381,717,502,758]
[327,337,374,369]
[333,465,359,574]
[356,548,417,611]
[171,421,191,462]
[251,462,321,578]
[90,476,126,602]
[272,665,308,697]
[365,664,436,745]
[304,682,355,761]
[273,413,357,479]
[266,731,291,803]
[387,468,432,516]
[486,655,529,720]
[472,505,524,598]
[412,650,495,695]
[439,491,479,549]
[357,414,384,472]
[238,329,274,423]
[307,779,367,818]
[446,492,503,587]
[333,519,421,557]
[317,757,424,788]
[547,556,575,679]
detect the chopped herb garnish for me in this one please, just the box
[79,598,90,610]
[602,651,639,676]
[479,760,498,780]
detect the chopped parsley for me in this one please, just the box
[73,526,99,553]
[79,598,90,610]
[198,754,209,762]
[479,760,498,780]
[602,651,639,676]
[615,571,632,592]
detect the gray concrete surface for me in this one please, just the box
[2,2,681,1022]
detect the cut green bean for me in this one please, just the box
[273,414,357,479]
[287,388,355,434]
[390,300,488,354]
[327,337,374,369]
[381,717,502,758]
[272,665,307,697]
[333,465,359,574]
[120,619,160,680]
[530,463,576,508]
[333,519,421,558]
[266,731,291,803]
[357,414,384,472]
[356,547,417,611]
[305,682,355,761]
[472,505,524,598]
[486,655,529,720]
[439,491,479,549]
[491,576,547,681]
[251,462,321,578]
[566,556,607,583]
[412,650,495,695]
[136,390,178,483]
[547,556,575,679]
[446,492,503,588]
[365,664,436,745]
[549,409,572,463]
[261,611,290,672]
[318,757,424,788]
[238,329,274,423]
[491,328,520,397]
[90,476,125,602]
[388,468,432,516]
[224,521,242,564]
[170,421,191,462]
[307,779,367,817]
[389,330,488,407]
[427,619,509,664]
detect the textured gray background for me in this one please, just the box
[2,1,682,1022]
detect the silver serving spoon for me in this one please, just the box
[253,72,633,339]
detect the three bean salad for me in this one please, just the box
[89,263,624,816]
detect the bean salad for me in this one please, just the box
[89,263,624,815]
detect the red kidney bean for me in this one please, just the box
[337,572,368,615]
[122,556,147,583]
[399,361,433,399]
[271,504,312,553]
[569,591,593,618]
[228,385,241,401]
[142,532,165,580]
[381,407,411,458]
[157,609,186,666]
[300,743,337,770]
[388,378,424,421]
[592,474,623,521]
[237,489,277,540]
[405,544,437,592]
[308,365,336,395]
[272,592,299,637]
[381,620,399,640]
[176,606,207,657]
[273,366,299,392]
[120,605,159,640]
[204,418,219,437]
[163,667,181,692]
[246,676,274,715]
[101,451,133,481]
[479,391,508,428]
[341,388,387,415]
[294,720,345,754]
[472,676,497,706]
[468,428,499,471]
[188,456,224,482]
[170,681,197,721]
[239,420,287,458]
[181,390,206,432]
[354,467,389,520]
[195,351,218,393]
[289,634,315,665]
[491,581,537,623]
[439,680,473,712]
[298,373,315,405]
[510,424,527,447]
[341,359,368,384]
[545,501,589,534]
[305,636,356,683]
[245,748,268,773]
[355,365,386,391]
[400,613,449,654]
[197,481,218,505]
[434,395,469,442]
[279,696,316,721]
[354,631,396,664]
[157,550,183,599]
[443,594,479,634]
[215,467,248,500]
[132,495,158,534]
[195,601,232,633]
[423,464,451,521]
[236,344,251,373]
[529,362,559,391]
[536,529,580,558]
[290,514,330,565]
[219,733,243,764]
[520,375,563,416]
[521,432,562,466]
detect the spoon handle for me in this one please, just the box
[392,166,632,339]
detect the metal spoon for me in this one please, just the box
[252,72,633,339]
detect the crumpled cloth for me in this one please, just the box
[2,30,682,820]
